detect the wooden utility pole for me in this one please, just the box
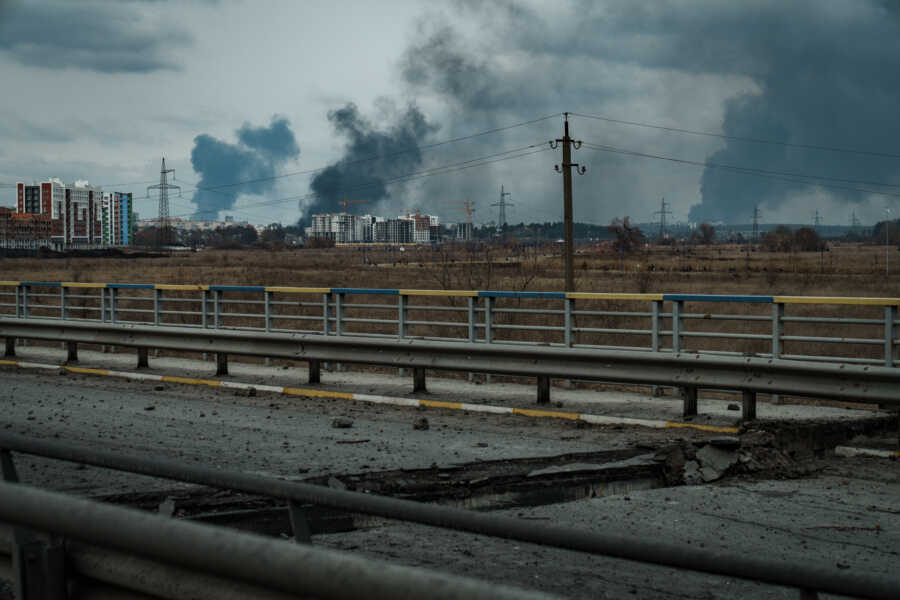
[551,113,585,291]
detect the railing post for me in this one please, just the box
[60,286,66,320]
[213,290,221,329]
[398,294,407,339]
[742,390,757,421]
[154,288,161,325]
[308,359,321,384]
[14,284,21,318]
[467,296,476,342]
[537,375,550,404]
[5,337,14,357]
[651,299,662,352]
[682,385,698,417]
[334,293,344,336]
[884,305,897,367]
[201,289,208,328]
[772,302,784,405]
[484,296,494,344]
[264,290,271,332]
[564,297,573,347]
[672,300,683,353]
[413,367,426,393]
[322,293,331,335]
[100,287,106,322]
[216,352,228,376]
[22,285,29,319]
[110,287,118,324]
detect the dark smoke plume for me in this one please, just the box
[190,117,299,219]
[302,102,435,224]
[397,1,900,225]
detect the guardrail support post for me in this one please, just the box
[672,300,683,352]
[322,293,331,335]
[537,375,550,404]
[22,285,29,319]
[5,337,14,357]
[468,296,476,343]
[682,385,698,417]
[884,305,897,368]
[264,290,271,332]
[216,352,228,376]
[3,449,67,599]
[137,347,149,369]
[60,286,66,320]
[413,367,426,393]
[213,290,221,329]
[484,296,494,344]
[154,288,161,326]
[398,294,407,339]
[772,302,784,405]
[651,300,662,352]
[15,284,21,318]
[564,298,573,347]
[742,390,757,421]
[308,359,321,384]
[66,341,77,363]
[335,293,344,336]
[288,500,312,544]
[110,287,118,323]
[201,289,208,328]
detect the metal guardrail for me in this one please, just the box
[0,483,555,600]
[2,318,899,420]
[1,432,899,599]
[1,281,898,368]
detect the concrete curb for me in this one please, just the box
[0,359,740,434]
[835,445,900,459]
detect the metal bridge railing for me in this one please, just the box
[2,432,898,600]
[1,281,898,367]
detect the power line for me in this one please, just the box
[571,111,900,160]
[583,141,900,199]
[167,143,552,219]
[184,113,562,194]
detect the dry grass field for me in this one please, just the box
[1,241,898,297]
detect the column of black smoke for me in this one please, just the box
[301,103,434,226]
[191,117,299,220]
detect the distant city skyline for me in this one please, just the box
[2,1,899,228]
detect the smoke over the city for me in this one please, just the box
[302,102,435,224]
[394,1,900,225]
[191,117,299,220]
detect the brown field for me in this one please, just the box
[1,241,898,296]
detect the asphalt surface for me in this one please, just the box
[1,348,898,599]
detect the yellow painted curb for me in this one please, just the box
[162,375,221,387]
[420,399,464,410]
[283,387,354,400]
[665,422,740,434]
[512,407,580,420]
[63,366,110,376]
[774,296,900,306]
[0,359,19,366]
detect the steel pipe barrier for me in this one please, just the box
[1,318,899,413]
[0,433,898,599]
[0,482,556,600]
[2,282,899,367]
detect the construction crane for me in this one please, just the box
[341,196,368,214]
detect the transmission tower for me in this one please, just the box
[460,197,476,241]
[813,209,822,232]
[752,205,760,242]
[147,157,180,248]
[850,210,861,231]
[491,185,513,237]
[653,197,672,241]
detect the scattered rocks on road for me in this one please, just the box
[153,385,164,391]
[332,417,354,429]
[413,417,429,430]
[143,405,155,411]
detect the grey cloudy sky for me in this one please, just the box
[1,0,899,227]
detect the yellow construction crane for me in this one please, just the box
[342,196,368,213]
